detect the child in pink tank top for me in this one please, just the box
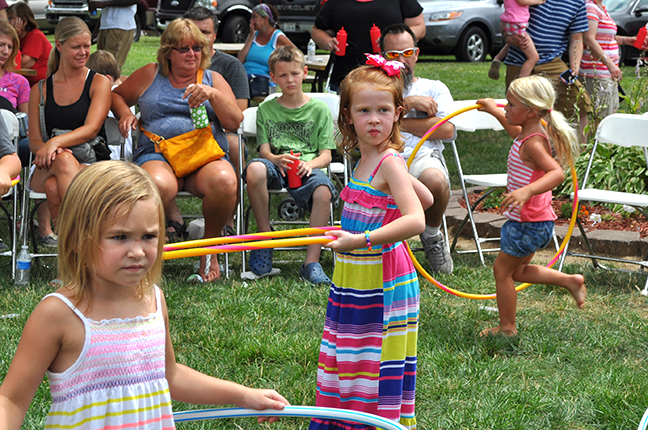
[476,75,586,337]
[488,0,546,80]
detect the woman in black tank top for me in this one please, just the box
[28,17,111,223]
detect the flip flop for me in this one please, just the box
[166,220,187,243]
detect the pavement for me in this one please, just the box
[446,187,647,259]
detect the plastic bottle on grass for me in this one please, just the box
[15,245,30,287]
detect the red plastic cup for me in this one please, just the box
[634,26,647,50]
[286,159,302,188]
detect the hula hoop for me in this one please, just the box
[173,406,407,430]
[405,103,579,300]
[638,405,648,430]
[164,226,340,252]
[10,176,19,187]
[163,235,336,260]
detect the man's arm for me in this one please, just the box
[402,116,455,141]
[568,32,584,76]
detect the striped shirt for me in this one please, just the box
[505,0,589,66]
[580,0,619,78]
[44,286,175,429]
[505,133,557,223]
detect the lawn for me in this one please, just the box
[2,36,648,429]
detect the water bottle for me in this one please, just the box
[307,38,316,62]
[15,245,31,287]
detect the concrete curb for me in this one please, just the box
[446,187,647,258]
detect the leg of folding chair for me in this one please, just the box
[449,141,486,265]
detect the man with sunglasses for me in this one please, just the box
[380,23,456,275]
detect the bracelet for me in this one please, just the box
[364,230,372,249]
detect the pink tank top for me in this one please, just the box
[505,132,557,223]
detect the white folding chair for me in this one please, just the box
[104,117,126,160]
[448,99,508,265]
[0,110,21,277]
[559,113,648,293]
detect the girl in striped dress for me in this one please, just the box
[477,75,587,337]
[0,161,288,429]
[310,58,432,430]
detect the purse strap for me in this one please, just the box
[139,68,206,144]
[38,79,48,142]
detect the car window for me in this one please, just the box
[605,0,630,12]
[639,0,648,9]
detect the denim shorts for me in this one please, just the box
[242,158,337,211]
[500,219,554,258]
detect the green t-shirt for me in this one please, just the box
[256,97,335,162]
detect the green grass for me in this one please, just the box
[4,39,648,428]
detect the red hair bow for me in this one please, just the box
[365,53,404,77]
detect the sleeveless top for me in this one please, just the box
[244,29,284,77]
[44,286,175,429]
[505,132,557,223]
[44,70,96,138]
[134,68,228,159]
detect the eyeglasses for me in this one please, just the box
[383,48,418,60]
[173,45,204,54]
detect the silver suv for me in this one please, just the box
[419,0,504,62]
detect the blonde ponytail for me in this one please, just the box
[509,75,580,168]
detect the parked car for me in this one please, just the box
[264,0,322,51]
[7,0,55,32]
[419,0,504,62]
[156,0,256,43]
[45,0,157,41]
[607,0,648,65]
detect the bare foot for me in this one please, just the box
[566,274,586,309]
[199,254,221,282]
[479,325,517,337]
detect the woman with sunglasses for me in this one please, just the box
[112,18,242,282]
[310,0,426,92]
[237,3,293,98]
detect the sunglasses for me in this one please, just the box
[383,48,418,59]
[173,45,204,54]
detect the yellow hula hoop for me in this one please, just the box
[406,103,579,300]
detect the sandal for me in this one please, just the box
[300,262,331,285]
[222,224,235,237]
[249,248,273,276]
[166,220,187,243]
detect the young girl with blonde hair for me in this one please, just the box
[477,75,587,337]
[0,161,288,428]
[310,57,433,430]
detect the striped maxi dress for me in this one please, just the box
[310,153,420,430]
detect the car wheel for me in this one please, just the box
[221,15,249,43]
[455,26,489,62]
[133,14,141,42]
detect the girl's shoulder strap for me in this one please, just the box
[370,152,404,178]
[42,292,86,321]
[154,285,162,315]
[518,132,548,143]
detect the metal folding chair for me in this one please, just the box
[0,110,21,277]
[558,113,648,293]
[448,99,508,265]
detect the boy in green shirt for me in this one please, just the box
[243,45,336,285]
